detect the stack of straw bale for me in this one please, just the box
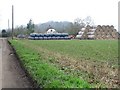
[76,25,119,40]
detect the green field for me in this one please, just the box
[9,39,118,88]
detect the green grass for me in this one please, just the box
[10,40,91,88]
[9,39,118,88]
[22,40,118,65]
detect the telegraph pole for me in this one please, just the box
[8,19,10,37]
[12,5,14,39]
[8,19,10,31]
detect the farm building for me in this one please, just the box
[76,25,119,40]
[28,27,71,40]
[46,28,57,34]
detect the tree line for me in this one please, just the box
[0,16,95,37]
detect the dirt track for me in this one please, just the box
[0,38,33,88]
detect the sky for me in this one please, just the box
[0,0,119,30]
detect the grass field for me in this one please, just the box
[9,39,119,88]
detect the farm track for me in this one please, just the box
[20,40,119,88]
[0,38,33,88]
[0,39,2,90]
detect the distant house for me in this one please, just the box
[46,28,57,34]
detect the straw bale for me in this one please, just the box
[83,33,88,39]
[89,28,96,32]
[84,29,89,33]
[102,25,107,30]
[87,31,95,35]
[97,25,102,29]
[95,29,100,33]
[94,33,98,36]
[78,31,84,35]
[110,25,114,30]
[116,33,119,37]
[81,28,86,31]
[102,29,105,32]
[76,35,82,39]
[99,29,103,32]
[104,31,109,34]
[88,35,95,38]
[109,31,113,35]
[102,35,106,39]
[106,34,113,39]
[113,29,117,32]
[106,25,110,29]
[109,28,114,32]
[101,32,106,35]
[96,31,102,35]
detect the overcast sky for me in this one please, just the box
[0,0,119,30]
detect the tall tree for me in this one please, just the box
[27,19,34,34]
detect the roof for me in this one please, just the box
[47,29,57,34]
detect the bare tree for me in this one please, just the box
[72,18,86,35]
[83,16,94,26]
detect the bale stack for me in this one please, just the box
[112,31,119,39]
[102,25,106,30]
[76,28,85,39]
[101,30,105,39]
[83,28,89,39]
[76,27,89,39]
[95,25,102,39]
[95,25,118,40]
[79,29,85,39]
[87,29,96,39]
[76,25,119,40]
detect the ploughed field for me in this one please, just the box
[9,39,119,88]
